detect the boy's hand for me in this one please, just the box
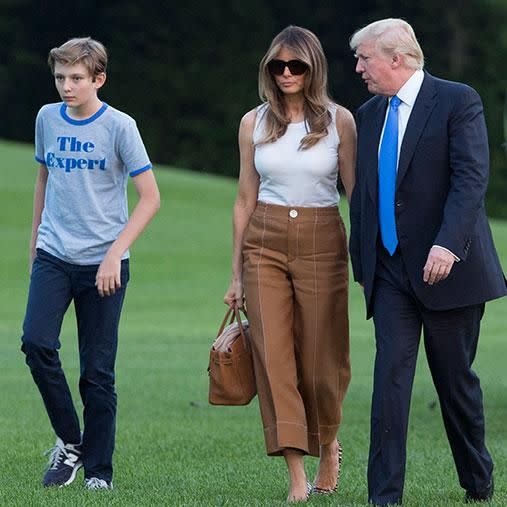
[96,252,122,297]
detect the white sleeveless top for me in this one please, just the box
[253,103,340,207]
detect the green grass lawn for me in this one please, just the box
[0,138,505,506]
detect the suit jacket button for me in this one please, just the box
[396,201,403,208]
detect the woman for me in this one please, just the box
[224,25,355,503]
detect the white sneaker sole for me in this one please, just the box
[60,461,83,487]
[84,480,113,490]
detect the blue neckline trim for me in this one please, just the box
[60,102,109,125]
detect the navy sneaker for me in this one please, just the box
[42,437,82,487]
[84,477,113,490]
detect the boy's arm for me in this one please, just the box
[95,169,160,297]
[29,165,49,273]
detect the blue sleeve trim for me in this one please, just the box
[129,163,152,177]
[35,155,46,165]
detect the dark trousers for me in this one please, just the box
[368,246,493,505]
[21,249,129,482]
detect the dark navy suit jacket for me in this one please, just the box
[349,72,507,318]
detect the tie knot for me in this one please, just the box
[390,95,401,110]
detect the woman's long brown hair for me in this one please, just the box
[257,26,333,150]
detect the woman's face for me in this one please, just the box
[270,47,307,97]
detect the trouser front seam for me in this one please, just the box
[312,213,321,445]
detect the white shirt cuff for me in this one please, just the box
[433,245,460,262]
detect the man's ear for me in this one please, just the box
[391,53,402,69]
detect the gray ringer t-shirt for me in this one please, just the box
[35,102,152,265]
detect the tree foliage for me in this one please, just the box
[1,0,506,216]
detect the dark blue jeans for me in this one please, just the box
[21,249,129,482]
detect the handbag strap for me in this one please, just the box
[217,306,248,338]
[217,306,249,340]
[234,306,249,348]
[217,307,234,338]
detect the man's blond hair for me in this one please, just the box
[350,18,424,70]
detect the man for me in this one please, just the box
[349,18,506,506]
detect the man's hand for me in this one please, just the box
[423,246,456,285]
[96,251,122,297]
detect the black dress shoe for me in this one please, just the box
[368,499,402,506]
[464,477,494,503]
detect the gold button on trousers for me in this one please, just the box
[242,202,351,456]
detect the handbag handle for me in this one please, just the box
[217,306,249,346]
[217,307,234,337]
[234,306,248,347]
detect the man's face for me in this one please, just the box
[355,41,396,96]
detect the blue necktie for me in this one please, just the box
[378,95,401,255]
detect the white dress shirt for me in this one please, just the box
[379,69,424,163]
[379,69,459,260]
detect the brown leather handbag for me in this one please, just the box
[208,306,256,405]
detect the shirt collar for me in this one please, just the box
[395,69,424,107]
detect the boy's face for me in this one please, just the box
[53,62,105,110]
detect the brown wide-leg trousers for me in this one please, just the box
[242,202,351,457]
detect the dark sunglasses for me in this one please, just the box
[267,59,309,76]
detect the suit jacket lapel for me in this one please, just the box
[396,73,437,189]
[366,97,388,204]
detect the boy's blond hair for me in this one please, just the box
[48,37,107,79]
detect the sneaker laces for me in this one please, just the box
[85,477,110,489]
[44,443,67,471]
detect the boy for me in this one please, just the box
[21,37,160,490]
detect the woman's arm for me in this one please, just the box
[224,109,260,308]
[336,106,357,203]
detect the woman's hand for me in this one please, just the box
[224,278,244,308]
